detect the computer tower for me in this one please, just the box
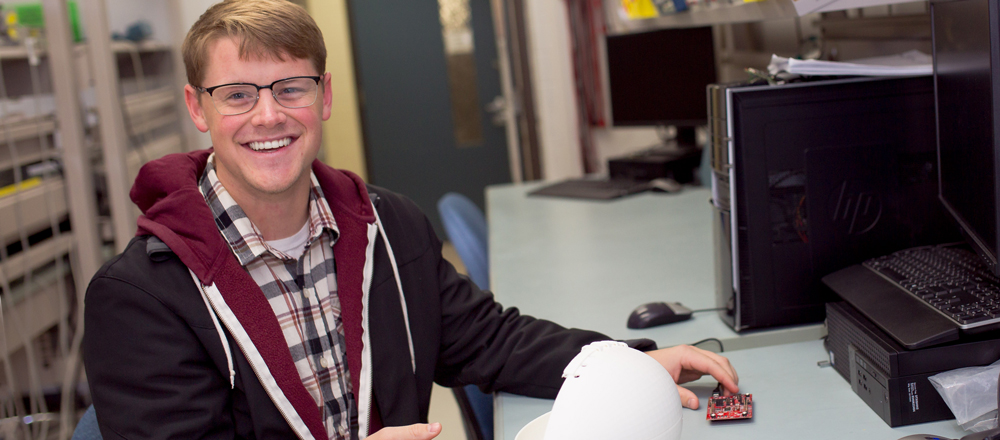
[709,77,960,331]
[825,301,1000,426]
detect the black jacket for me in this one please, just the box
[84,150,639,439]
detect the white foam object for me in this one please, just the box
[518,341,683,440]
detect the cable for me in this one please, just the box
[690,338,724,353]
[690,307,725,314]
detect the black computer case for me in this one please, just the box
[710,77,960,331]
[826,301,1000,426]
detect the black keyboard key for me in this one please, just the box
[877,266,909,284]
[962,315,993,324]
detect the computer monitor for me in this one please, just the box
[605,26,717,148]
[933,0,1000,276]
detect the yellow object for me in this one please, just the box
[621,0,660,18]
[6,12,18,40]
[0,177,42,198]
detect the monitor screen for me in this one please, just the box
[933,0,1000,275]
[605,26,717,142]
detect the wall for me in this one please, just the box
[523,0,585,180]
[308,0,367,179]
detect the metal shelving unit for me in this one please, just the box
[0,1,187,438]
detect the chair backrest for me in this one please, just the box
[437,192,489,290]
[452,384,494,440]
[437,192,493,440]
[70,405,102,440]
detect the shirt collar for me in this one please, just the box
[199,153,339,266]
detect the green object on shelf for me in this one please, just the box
[5,1,83,42]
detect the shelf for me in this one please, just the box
[0,40,172,61]
[122,87,177,118]
[2,261,71,356]
[0,115,58,171]
[605,0,799,34]
[0,177,68,245]
[128,111,180,138]
[126,132,183,183]
[108,40,173,54]
[604,0,929,33]
[1,233,73,284]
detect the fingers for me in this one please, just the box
[676,385,700,409]
[648,345,740,395]
[367,423,442,440]
[684,346,739,394]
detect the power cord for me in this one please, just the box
[690,338,724,353]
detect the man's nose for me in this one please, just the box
[251,88,286,126]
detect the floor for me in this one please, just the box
[427,242,470,440]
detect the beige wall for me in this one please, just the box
[308,0,368,180]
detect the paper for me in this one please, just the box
[768,50,932,77]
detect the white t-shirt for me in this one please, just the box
[265,221,311,260]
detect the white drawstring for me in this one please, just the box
[372,206,417,374]
[192,271,236,389]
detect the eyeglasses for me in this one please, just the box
[195,75,322,116]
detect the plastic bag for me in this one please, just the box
[929,359,1000,432]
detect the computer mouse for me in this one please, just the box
[627,302,693,329]
[647,178,683,193]
[896,435,952,440]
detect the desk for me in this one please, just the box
[494,340,967,440]
[487,182,823,350]
[486,183,967,440]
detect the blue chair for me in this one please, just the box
[71,405,102,440]
[437,192,493,440]
[437,192,489,290]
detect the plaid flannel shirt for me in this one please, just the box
[199,154,357,439]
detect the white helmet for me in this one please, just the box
[517,341,683,440]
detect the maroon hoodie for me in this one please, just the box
[130,149,383,438]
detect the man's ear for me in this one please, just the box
[321,72,333,122]
[184,84,210,133]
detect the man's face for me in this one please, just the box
[184,37,332,204]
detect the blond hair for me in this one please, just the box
[182,0,326,86]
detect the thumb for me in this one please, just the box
[410,423,441,440]
[677,385,700,410]
[369,423,442,439]
[406,423,441,439]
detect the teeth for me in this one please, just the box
[248,137,292,151]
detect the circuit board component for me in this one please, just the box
[706,393,753,421]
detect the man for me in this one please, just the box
[83,1,739,439]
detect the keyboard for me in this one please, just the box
[528,178,652,200]
[823,245,1000,349]
[863,246,1000,329]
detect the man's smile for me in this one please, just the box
[244,136,295,151]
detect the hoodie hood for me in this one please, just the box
[130,149,378,439]
[131,149,375,283]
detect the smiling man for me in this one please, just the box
[82,1,738,439]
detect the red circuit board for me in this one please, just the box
[706,393,753,421]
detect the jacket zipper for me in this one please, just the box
[199,279,315,440]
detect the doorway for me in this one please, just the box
[349,0,513,233]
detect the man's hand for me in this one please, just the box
[367,423,442,440]
[646,344,739,410]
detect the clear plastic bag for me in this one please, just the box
[928,359,1000,432]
